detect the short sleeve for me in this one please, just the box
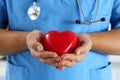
[0,0,8,29]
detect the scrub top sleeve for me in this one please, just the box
[0,0,8,29]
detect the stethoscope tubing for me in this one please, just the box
[28,0,105,24]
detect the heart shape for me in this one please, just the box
[43,31,78,55]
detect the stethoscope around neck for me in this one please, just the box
[27,0,106,25]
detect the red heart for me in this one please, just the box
[43,31,78,56]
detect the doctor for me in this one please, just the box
[0,0,120,80]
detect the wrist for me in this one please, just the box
[77,33,93,49]
[87,33,94,50]
[17,31,29,50]
[88,33,101,51]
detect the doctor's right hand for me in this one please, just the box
[26,30,59,66]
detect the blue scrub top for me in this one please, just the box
[0,0,120,80]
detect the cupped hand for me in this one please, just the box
[56,33,92,70]
[26,30,59,66]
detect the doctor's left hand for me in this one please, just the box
[56,33,92,70]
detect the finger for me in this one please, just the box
[56,66,65,70]
[61,54,83,62]
[31,50,57,59]
[28,39,43,52]
[40,58,58,66]
[35,42,44,52]
[74,46,84,55]
[55,56,61,62]
[26,30,44,51]
[61,54,77,61]
[26,37,37,49]
[40,51,58,59]
[74,47,82,55]
[30,49,41,58]
[76,34,92,50]
[58,59,76,67]
[74,42,90,55]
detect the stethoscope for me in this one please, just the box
[27,0,41,20]
[27,0,106,25]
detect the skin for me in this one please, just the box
[0,28,120,70]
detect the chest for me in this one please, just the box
[6,0,114,33]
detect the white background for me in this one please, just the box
[109,56,120,80]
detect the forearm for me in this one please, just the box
[89,29,120,55]
[0,29,29,55]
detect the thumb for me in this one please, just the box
[74,47,82,55]
[36,42,44,52]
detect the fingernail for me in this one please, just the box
[37,46,41,52]
[77,51,81,55]
[52,53,57,57]
[58,61,65,66]
[56,58,60,61]
[62,55,68,59]
[56,58,59,61]
[57,57,61,61]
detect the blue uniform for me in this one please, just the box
[0,0,120,80]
